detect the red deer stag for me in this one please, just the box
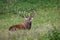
[9,10,35,31]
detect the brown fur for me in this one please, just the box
[9,23,26,31]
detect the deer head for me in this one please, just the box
[19,10,35,22]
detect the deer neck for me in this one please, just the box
[25,21,32,29]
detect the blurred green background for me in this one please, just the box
[0,0,60,14]
[0,0,60,40]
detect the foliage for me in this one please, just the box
[0,0,60,14]
[43,27,60,40]
[0,0,60,40]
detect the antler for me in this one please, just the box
[19,10,35,18]
[19,11,29,18]
[30,10,35,18]
[19,11,25,18]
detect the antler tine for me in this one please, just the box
[30,10,35,18]
[19,11,30,18]
[19,11,25,18]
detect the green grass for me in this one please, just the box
[0,8,60,40]
[0,0,60,40]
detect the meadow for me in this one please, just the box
[0,0,60,40]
